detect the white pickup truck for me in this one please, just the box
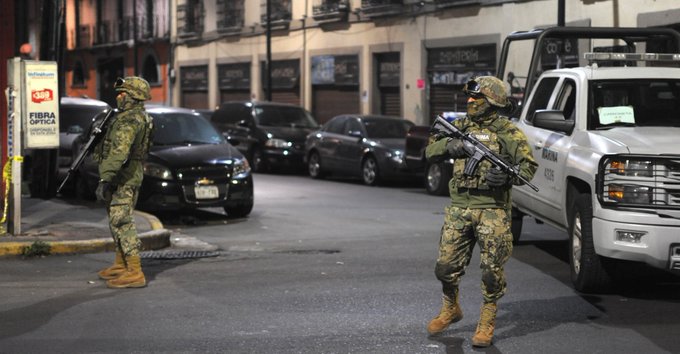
[511,51,680,292]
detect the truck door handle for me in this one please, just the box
[534,141,544,150]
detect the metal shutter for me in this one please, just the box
[380,87,401,116]
[429,85,465,124]
[312,85,360,124]
[182,91,209,109]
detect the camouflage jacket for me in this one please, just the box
[94,103,152,187]
[426,113,537,209]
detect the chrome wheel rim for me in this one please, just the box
[571,213,583,275]
[309,154,320,177]
[363,159,376,184]
[427,164,442,191]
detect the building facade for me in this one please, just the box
[64,0,680,125]
[63,0,171,107]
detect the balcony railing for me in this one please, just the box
[260,0,292,29]
[312,0,349,22]
[360,0,404,17]
[434,0,482,9]
[178,2,205,38]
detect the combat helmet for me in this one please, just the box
[463,76,508,108]
[114,76,151,101]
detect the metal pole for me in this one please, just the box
[266,0,272,101]
[557,0,565,27]
[133,0,138,75]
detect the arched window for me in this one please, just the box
[72,60,86,86]
[142,54,159,84]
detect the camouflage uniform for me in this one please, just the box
[426,77,537,304]
[94,77,153,258]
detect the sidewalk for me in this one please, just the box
[0,197,171,257]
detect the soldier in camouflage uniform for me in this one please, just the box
[425,76,537,347]
[94,76,153,289]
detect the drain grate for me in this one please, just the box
[276,249,341,255]
[140,250,221,259]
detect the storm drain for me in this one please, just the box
[140,250,221,259]
[276,249,341,255]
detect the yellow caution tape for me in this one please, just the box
[0,156,23,235]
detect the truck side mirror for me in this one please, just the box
[502,97,522,119]
[533,110,575,135]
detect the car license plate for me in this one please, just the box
[194,185,219,199]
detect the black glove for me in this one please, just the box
[486,167,509,187]
[446,138,467,158]
[96,180,113,202]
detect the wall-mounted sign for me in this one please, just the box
[218,62,251,90]
[23,61,59,149]
[181,65,209,91]
[427,44,496,85]
[261,59,299,89]
[311,54,359,86]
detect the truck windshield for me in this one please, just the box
[589,79,680,129]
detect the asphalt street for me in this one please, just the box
[1,173,679,353]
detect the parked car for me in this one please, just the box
[305,114,415,185]
[210,101,319,173]
[76,105,254,217]
[57,96,111,196]
[403,112,464,195]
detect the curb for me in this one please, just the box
[0,210,171,257]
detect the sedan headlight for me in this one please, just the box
[233,158,251,178]
[385,149,404,164]
[265,138,292,149]
[143,162,173,180]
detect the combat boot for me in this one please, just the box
[427,294,463,335]
[106,255,146,288]
[98,250,126,280]
[472,302,497,347]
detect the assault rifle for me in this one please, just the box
[57,108,118,194]
[432,115,539,192]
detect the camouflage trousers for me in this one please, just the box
[434,206,513,304]
[105,184,141,257]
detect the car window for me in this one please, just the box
[213,104,247,125]
[60,104,109,134]
[152,112,226,145]
[525,77,559,124]
[324,117,345,133]
[343,118,363,136]
[254,106,319,128]
[589,79,680,129]
[363,118,414,139]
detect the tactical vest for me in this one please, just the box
[452,116,509,190]
[130,113,153,161]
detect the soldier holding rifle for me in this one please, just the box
[93,76,153,289]
[425,76,537,347]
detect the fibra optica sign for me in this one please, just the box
[24,61,59,149]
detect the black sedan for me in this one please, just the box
[305,114,415,185]
[76,105,253,217]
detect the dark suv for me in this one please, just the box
[210,101,319,172]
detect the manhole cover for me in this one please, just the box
[140,250,221,259]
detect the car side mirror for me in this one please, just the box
[348,130,363,140]
[67,125,84,134]
[533,109,575,135]
[236,120,250,129]
[222,132,240,145]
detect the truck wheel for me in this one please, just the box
[511,207,523,244]
[425,162,451,195]
[569,193,611,293]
